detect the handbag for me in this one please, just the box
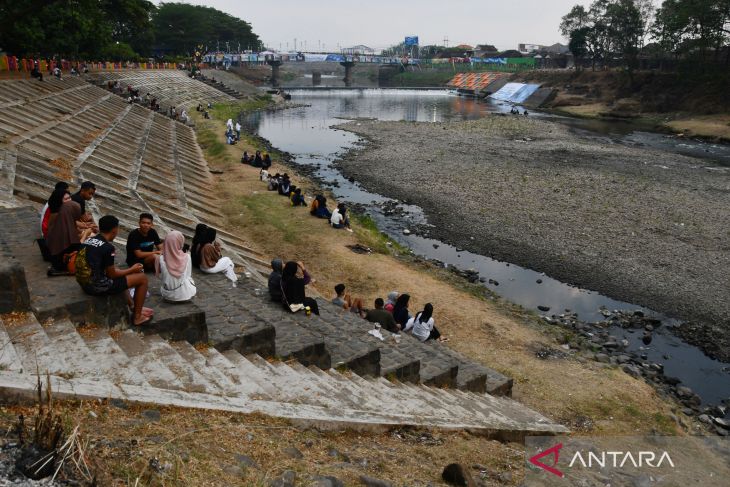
[64,251,78,275]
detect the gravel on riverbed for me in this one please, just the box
[334,114,730,357]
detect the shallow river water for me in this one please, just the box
[242,89,730,406]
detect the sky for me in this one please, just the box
[161,0,588,52]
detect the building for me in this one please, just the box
[341,45,376,56]
[519,43,569,55]
[474,44,499,57]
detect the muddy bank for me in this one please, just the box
[334,115,730,357]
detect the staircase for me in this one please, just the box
[0,312,566,439]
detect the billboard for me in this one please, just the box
[404,36,419,46]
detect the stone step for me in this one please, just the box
[221,351,289,400]
[168,341,241,396]
[0,318,25,373]
[113,329,186,390]
[141,334,218,394]
[76,325,150,386]
[2,312,68,375]
[199,347,270,399]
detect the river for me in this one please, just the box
[241,88,730,407]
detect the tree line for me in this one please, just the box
[0,1,262,61]
[561,0,730,71]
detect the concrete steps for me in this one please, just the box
[0,311,566,437]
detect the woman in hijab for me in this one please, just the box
[280,260,319,315]
[199,227,238,286]
[156,231,196,302]
[191,223,208,268]
[404,303,445,342]
[391,293,411,330]
[46,200,83,275]
[384,291,399,313]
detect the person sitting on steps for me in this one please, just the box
[332,283,347,307]
[197,227,238,286]
[71,181,98,235]
[281,261,319,315]
[268,258,284,302]
[45,200,83,276]
[156,230,196,302]
[385,291,398,313]
[365,298,399,333]
[74,215,153,326]
[40,182,70,239]
[404,303,447,342]
[126,212,162,271]
[392,293,412,331]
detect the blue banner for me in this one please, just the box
[405,36,419,46]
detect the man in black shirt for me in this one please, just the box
[364,298,399,333]
[71,181,97,233]
[75,215,152,326]
[126,212,162,270]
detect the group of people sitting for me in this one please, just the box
[242,150,272,168]
[332,285,445,341]
[257,168,352,232]
[39,180,242,326]
[510,106,529,116]
[266,263,445,342]
[226,118,242,144]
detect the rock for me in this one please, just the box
[328,448,350,463]
[716,427,729,437]
[222,464,243,477]
[622,364,642,378]
[110,398,128,409]
[282,446,303,459]
[698,414,712,424]
[140,409,161,422]
[594,353,610,363]
[234,454,259,469]
[536,279,543,284]
[311,475,345,487]
[713,417,730,429]
[603,341,619,349]
[617,354,631,364]
[497,472,513,484]
[442,463,478,486]
[359,475,394,487]
[402,229,411,235]
[537,305,551,312]
[677,386,694,398]
[663,376,681,386]
[271,470,297,487]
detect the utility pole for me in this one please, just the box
[294,38,297,51]
[443,36,449,48]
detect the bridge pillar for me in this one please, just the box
[340,61,356,87]
[312,71,322,86]
[266,59,283,87]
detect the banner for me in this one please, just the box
[405,36,419,46]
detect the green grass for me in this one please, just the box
[235,195,301,244]
[210,95,274,122]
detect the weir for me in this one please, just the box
[490,82,542,103]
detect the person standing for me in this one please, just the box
[235,121,241,140]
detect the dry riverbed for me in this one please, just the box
[334,115,730,359]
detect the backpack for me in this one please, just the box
[74,247,92,286]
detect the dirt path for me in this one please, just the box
[333,116,730,355]
[190,105,691,439]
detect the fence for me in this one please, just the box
[0,55,178,73]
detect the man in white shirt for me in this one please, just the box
[330,203,352,232]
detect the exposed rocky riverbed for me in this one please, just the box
[334,114,730,361]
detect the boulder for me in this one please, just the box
[442,463,479,487]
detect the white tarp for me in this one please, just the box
[490,82,541,104]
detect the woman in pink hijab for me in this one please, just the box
[156,231,196,302]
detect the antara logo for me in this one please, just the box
[529,443,675,478]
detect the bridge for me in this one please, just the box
[203,52,418,87]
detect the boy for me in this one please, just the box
[332,283,346,308]
[75,215,152,326]
[126,213,162,270]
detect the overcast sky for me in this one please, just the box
[165,1,590,51]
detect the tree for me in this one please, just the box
[152,3,261,57]
[101,0,156,56]
[560,5,590,38]
[569,27,590,69]
[606,0,645,76]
